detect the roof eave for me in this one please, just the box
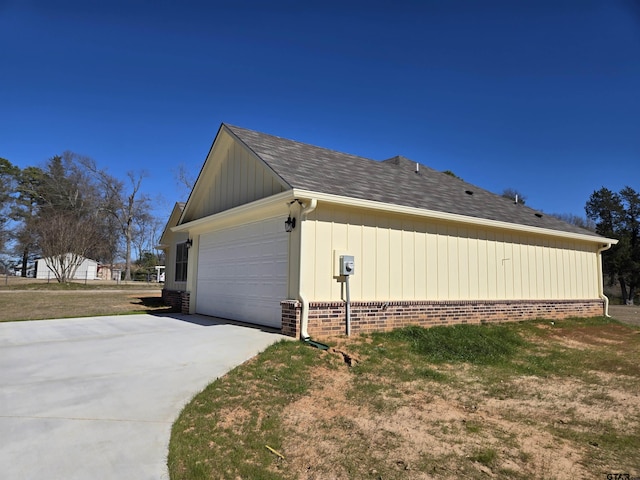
[172,190,294,235]
[291,189,618,245]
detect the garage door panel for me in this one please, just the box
[195,217,288,328]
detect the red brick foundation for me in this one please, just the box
[161,289,191,314]
[281,299,604,339]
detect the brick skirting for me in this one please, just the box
[280,299,604,339]
[161,289,191,314]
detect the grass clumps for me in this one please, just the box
[388,323,527,365]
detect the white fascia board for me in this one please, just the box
[291,189,618,246]
[171,190,294,235]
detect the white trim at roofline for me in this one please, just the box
[291,189,618,246]
[171,191,293,234]
[172,188,617,246]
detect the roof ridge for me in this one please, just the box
[225,123,378,163]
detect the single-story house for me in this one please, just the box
[35,254,99,281]
[158,123,618,339]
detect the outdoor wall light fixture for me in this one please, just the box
[185,238,193,248]
[284,215,296,232]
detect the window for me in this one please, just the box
[175,242,188,282]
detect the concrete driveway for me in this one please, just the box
[0,314,288,479]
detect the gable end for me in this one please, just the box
[181,126,290,223]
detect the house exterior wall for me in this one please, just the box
[159,210,187,292]
[300,204,600,303]
[162,234,189,292]
[182,130,287,224]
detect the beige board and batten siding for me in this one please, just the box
[301,204,599,303]
[182,129,287,224]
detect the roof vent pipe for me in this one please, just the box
[515,194,518,204]
[415,163,419,174]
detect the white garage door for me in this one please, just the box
[196,217,288,328]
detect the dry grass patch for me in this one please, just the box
[0,284,169,321]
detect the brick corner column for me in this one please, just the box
[280,300,302,338]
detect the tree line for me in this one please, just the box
[587,186,640,305]
[501,186,638,304]
[0,153,163,282]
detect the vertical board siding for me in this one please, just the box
[376,220,390,299]
[502,234,514,299]
[306,205,600,303]
[191,140,286,220]
[347,220,363,298]
[313,220,332,299]
[476,230,488,299]
[362,214,377,298]
[437,225,449,299]
[514,234,524,298]
[457,228,469,299]
[414,232,426,298]
[425,225,438,299]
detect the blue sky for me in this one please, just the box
[1,0,639,222]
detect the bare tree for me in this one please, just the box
[549,213,596,231]
[173,163,196,199]
[502,188,527,205]
[442,170,462,180]
[18,154,108,282]
[132,213,163,262]
[80,158,151,281]
[35,211,103,282]
[9,152,158,282]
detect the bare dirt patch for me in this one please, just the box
[276,327,640,479]
[279,367,616,479]
[548,323,637,347]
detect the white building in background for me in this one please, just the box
[35,255,99,280]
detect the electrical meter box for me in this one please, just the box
[339,255,355,276]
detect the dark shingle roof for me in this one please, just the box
[225,124,599,238]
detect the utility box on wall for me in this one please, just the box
[339,255,355,276]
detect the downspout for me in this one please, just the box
[597,243,612,317]
[298,198,317,340]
